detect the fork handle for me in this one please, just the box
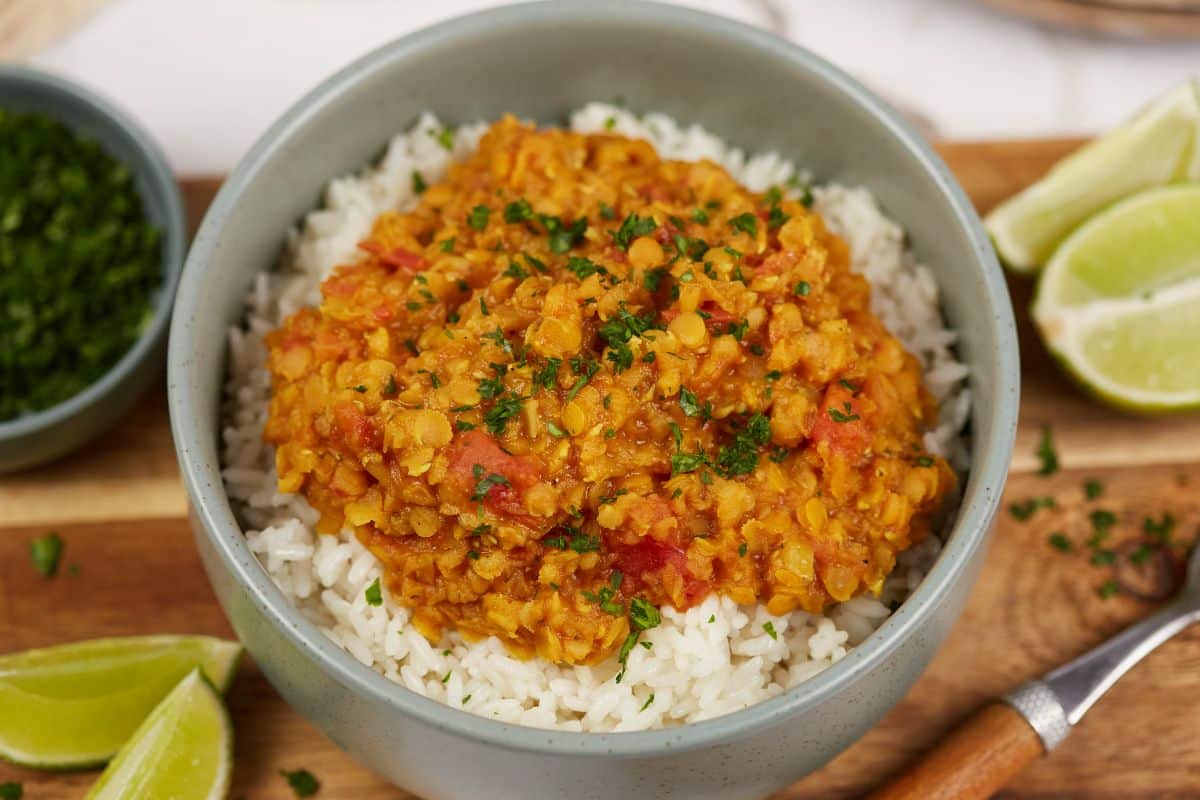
[865,702,1044,800]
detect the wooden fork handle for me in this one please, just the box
[866,702,1045,800]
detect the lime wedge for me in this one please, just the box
[85,670,232,800]
[1033,183,1200,412]
[986,79,1200,273]
[0,636,240,769]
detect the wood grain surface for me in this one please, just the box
[2,140,1199,799]
[983,0,1200,40]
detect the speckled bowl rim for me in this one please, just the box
[170,0,1018,759]
[0,65,186,443]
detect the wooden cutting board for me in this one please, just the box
[2,139,1198,799]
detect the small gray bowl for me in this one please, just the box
[0,66,185,474]
[170,3,1019,798]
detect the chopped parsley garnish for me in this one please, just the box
[599,304,658,373]
[533,358,561,392]
[714,413,771,478]
[1036,425,1059,476]
[467,205,490,231]
[0,782,20,800]
[440,237,456,253]
[477,374,505,399]
[691,208,709,224]
[828,403,859,423]
[643,267,668,292]
[435,127,455,151]
[729,212,758,238]
[539,214,587,253]
[481,326,513,354]
[502,260,530,281]
[1097,579,1120,600]
[411,170,427,195]
[1048,532,1072,552]
[671,450,709,476]
[640,694,655,712]
[629,597,661,631]
[405,300,423,312]
[1129,544,1155,565]
[504,198,534,223]
[525,252,549,273]
[612,213,657,250]
[762,621,778,640]
[916,456,935,467]
[403,338,419,356]
[769,446,790,463]
[642,351,657,364]
[669,421,683,448]
[766,205,790,230]
[30,532,63,578]
[605,427,617,439]
[364,577,383,606]
[483,393,523,435]
[1143,512,1175,544]
[353,385,367,393]
[599,488,629,505]
[442,670,453,683]
[470,464,511,501]
[582,585,624,616]
[725,319,749,341]
[678,386,705,418]
[1090,550,1117,566]
[462,694,472,704]
[383,375,398,396]
[455,420,476,431]
[599,201,617,220]
[793,281,811,297]
[546,421,567,438]
[1084,478,1104,500]
[281,768,320,798]
[569,534,600,553]
[738,542,748,557]
[565,256,605,280]
[1009,496,1054,521]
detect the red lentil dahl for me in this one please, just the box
[264,116,954,666]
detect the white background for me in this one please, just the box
[32,0,1200,173]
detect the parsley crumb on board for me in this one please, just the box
[281,768,320,797]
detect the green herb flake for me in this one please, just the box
[1128,544,1155,565]
[1048,533,1072,552]
[639,693,655,712]
[546,420,567,438]
[30,532,63,578]
[0,783,20,800]
[1097,579,1120,600]
[440,237,456,253]
[1090,549,1117,566]
[483,394,523,435]
[436,127,455,151]
[467,205,490,231]
[762,621,778,640]
[565,256,606,281]
[828,405,860,423]
[281,768,320,798]
[364,577,383,606]
[1084,478,1104,500]
[1036,425,1059,476]
[504,198,534,224]
[738,542,748,557]
[471,466,511,502]
[729,212,758,238]
[612,213,658,250]
[411,170,427,195]
[599,201,617,221]
[1143,512,1175,544]
[793,281,811,297]
[691,208,709,224]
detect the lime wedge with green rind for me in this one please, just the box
[85,670,232,800]
[986,78,1200,273]
[0,636,240,769]
[1033,183,1200,412]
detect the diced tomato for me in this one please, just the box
[612,535,706,605]
[653,218,681,246]
[755,252,794,275]
[447,430,541,513]
[809,386,869,458]
[333,402,380,453]
[638,183,671,203]
[357,240,427,272]
[743,253,764,268]
[602,244,628,264]
[323,274,361,298]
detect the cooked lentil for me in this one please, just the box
[264,116,954,665]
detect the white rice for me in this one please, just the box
[221,103,970,732]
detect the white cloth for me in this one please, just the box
[32,0,1200,173]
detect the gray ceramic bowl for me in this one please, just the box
[169,3,1018,798]
[0,66,186,474]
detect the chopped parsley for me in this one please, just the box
[411,170,427,195]
[533,358,561,392]
[828,403,860,423]
[0,783,20,800]
[1036,425,1059,476]
[629,597,661,631]
[793,281,811,297]
[467,205,490,231]
[1090,550,1117,567]
[1084,478,1104,500]
[435,127,455,151]
[725,319,749,341]
[504,198,534,223]
[738,542,748,557]
[678,386,707,419]
[364,577,383,606]
[1048,532,1072,552]
[729,212,758,238]
[762,621,778,640]
[546,420,567,438]
[1097,579,1120,600]
[280,768,320,798]
[481,326,513,355]
[565,256,606,280]
[539,214,587,253]
[1143,513,1175,544]
[714,413,771,478]
[440,237,456,253]
[599,201,617,220]
[483,393,523,435]
[766,205,790,230]
[612,213,657,250]
[582,585,624,616]
[599,304,658,373]
[643,267,668,292]
[524,252,549,273]
[470,464,511,502]
[640,694,655,712]
[916,456,935,467]
[671,450,709,476]
[691,208,709,224]
[30,531,63,577]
